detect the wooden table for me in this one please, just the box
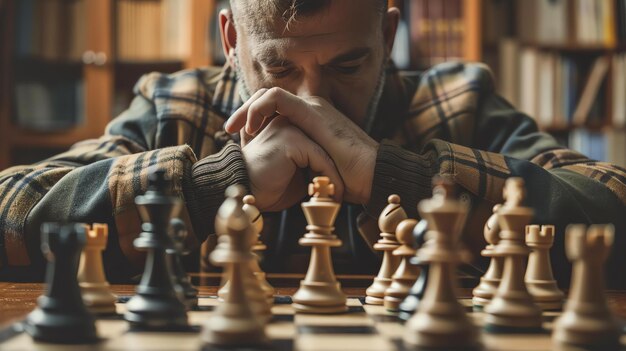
[3,275,626,331]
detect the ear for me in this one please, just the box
[383,7,400,59]
[219,9,238,67]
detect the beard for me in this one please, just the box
[233,47,387,135]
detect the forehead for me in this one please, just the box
[240,0,383,59]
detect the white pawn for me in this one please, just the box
[201,185,268,347]
[383,219,419,311]
[242,195,275,305]
[552,224,620,350]
[366,194,407,305]
[472,204,503,309]
[78,223,117,315]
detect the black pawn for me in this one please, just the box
[124,169,189,330]
[25,223,98,344]
[167,218,198,309]
[398,219,429,321]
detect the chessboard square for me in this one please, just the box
[198,297,220,307]
[271,304,295,316]
[109,329,202,350]
[482,333,553,351]
[347,306,365,313]
[0,333,33,351]
[267,322,296,339]
[369,314,402,324]
[189,310,213,325]
[274,295,293,304]
[459,298,473,308]
[374,321,405,339]
[115,302,127,314]
[97,318,133,338]
[295,313,373,327]
[346,298,362,307]
[297,325,377,335]
[272,314,295,323]
[362,304,394,317]
[296,335,392,351]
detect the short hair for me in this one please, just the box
[230,0,388,35]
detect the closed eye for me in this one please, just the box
[333,64,361,74]
[266,67,294,79]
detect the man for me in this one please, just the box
[1,0,625,286]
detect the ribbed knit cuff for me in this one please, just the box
[182,142,250,243]
[364,139,438,219]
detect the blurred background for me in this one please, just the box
[0,0,624,170]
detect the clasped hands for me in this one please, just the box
[224,87,378,212]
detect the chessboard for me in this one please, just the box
[2,293,621,351]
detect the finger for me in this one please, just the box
[287,135,345,203]
[224,88,268,133]
[246,88,313,135]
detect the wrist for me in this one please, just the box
[355,140,379,204]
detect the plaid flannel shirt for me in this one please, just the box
[1,62,625,285]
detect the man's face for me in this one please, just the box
[232,0,390,128]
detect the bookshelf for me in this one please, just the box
[0,0,217,170]
[389,0,483,70]
[492,0,626,167]
[0,0,485,170]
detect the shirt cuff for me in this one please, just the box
[182,142,250,242]
[364,139,438,219]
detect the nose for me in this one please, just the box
[296,68,331,102]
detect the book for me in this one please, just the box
[519,47,539,120]
[116,0,192,61]
[537,0,568,44]
[569,129,626,167]
[498,38,519,106]
[572,56,610,126]
[538,52,556,128]
[613,54,626,128]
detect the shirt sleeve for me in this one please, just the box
[0,70,249,282]
[366,62,626,287]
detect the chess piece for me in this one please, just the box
[243,194,275,304]
[216,233,230,301]
[398,219,429,321]
[213,191,271,323]
[292,177,347,314]
[553,224,621,350]
[484,178,542,333]
[167,218,199,309]
[365,194,407,305]
[124,169,189,330]
[77,223,117,315]
[201,185,268,347]
[384,219,420,311]
[25,223,98,344]
[525,224,564,310]
[404,178,480,350]
[472,204,504,310]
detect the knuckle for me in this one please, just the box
[267,87,283,99]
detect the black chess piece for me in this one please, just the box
[124,169,189,330]
[167,218,198,309]
[398,219,429,321]
[25,223,99,344]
